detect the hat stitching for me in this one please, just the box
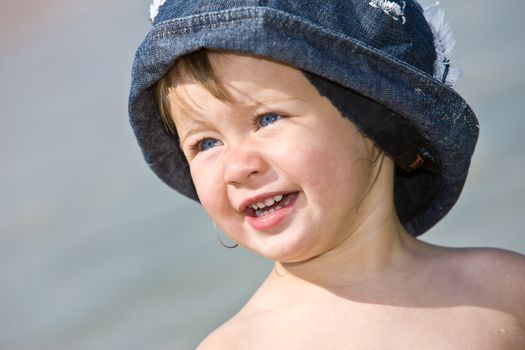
[149,7,451,96]
[144,7,478,137]
[149,3,459,92]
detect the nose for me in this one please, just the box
[223,142,268,186]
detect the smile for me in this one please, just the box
[245,194,291,216]
[243,192,299,231]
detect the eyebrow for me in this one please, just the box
[177,96,306,147]
[238,96,306,108]
[177,118,210,148]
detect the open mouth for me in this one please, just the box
[244,192,299,218]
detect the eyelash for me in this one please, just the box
[250,112,283,129]
[188,112,285,154]
[188,136,219,154]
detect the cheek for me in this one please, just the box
[273,125,371,205]
[190,162,227,219]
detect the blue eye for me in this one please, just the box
[197,138,221,152]
[258,113,282,127]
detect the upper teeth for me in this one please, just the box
[250,194,284,210]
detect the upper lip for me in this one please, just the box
[238,191,292,213]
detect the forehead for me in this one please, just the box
[168,53,318,125]
[207,53,311,100]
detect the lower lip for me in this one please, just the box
[245,193,298,232]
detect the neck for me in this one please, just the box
[262,155,431,295]
[272,211,419,289]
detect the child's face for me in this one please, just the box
[169,53,379,263]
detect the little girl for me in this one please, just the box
[129,1,525,348]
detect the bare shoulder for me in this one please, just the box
[447,247,525,324]
[196,312,263,350]
[196,319,241,350]
[457,247,525,290]
[464,246,525,270]
[408,245,525,348]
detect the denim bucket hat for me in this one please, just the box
[129,0,479,236]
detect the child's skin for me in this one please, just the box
[168,53,525,349]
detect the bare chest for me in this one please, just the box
[237,305,524,350]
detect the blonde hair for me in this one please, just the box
[155,49,232,135]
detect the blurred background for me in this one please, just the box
[0,0,524,349]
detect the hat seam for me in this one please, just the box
[149,6,462,98]
[144,7,479,136]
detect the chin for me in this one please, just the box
[248,230,322,264]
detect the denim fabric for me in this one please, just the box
[129,0,479,236]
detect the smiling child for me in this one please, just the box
[129,1,525,348]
